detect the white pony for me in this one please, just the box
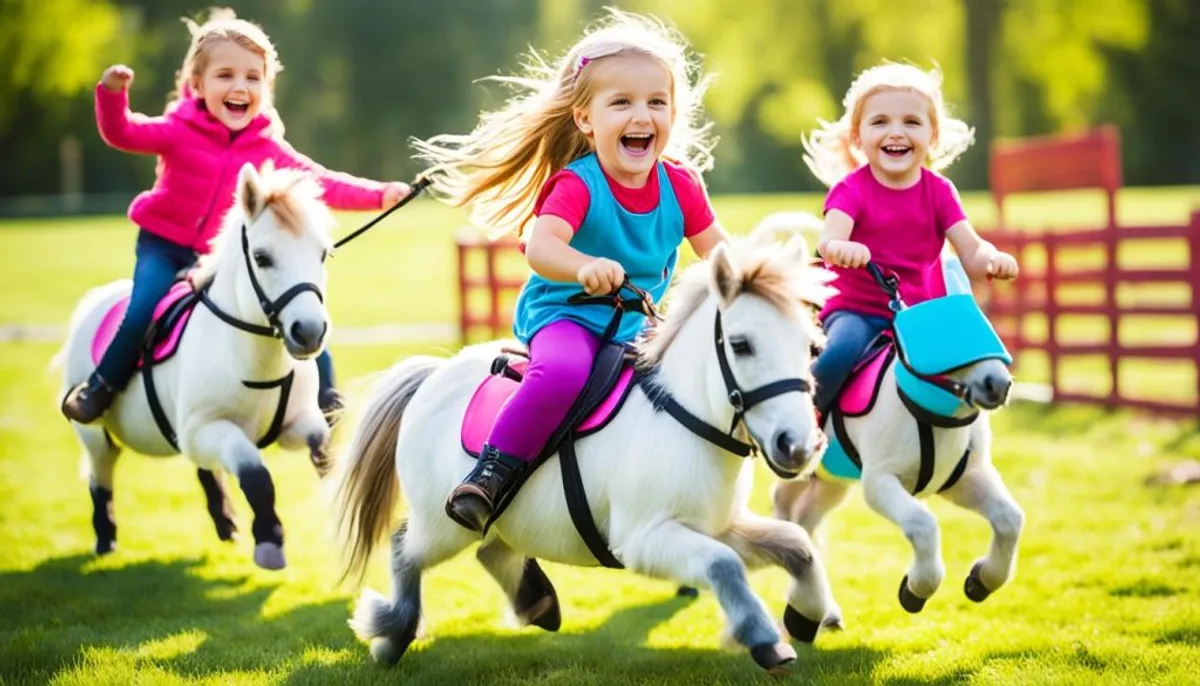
[765,212,1025,614]
[329,233,840,673]
[57,162,335,570]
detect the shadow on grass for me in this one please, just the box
[0,554,896,685]
[4,553,1132,685]
[279,593,910,686]
[0,553,354,684]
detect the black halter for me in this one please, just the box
[196,222,325,339]
[640,308,814,478]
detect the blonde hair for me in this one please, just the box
[802,62,974,188]
[169,7,284,133]
[414,8,715,238]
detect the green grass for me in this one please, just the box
[2,188,1200,683]
[2,338,1199,684]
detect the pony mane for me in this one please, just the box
[637,237,834,369]
[191,165,331,287]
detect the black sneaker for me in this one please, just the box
[61,381,115,424]
[445,446,526,532]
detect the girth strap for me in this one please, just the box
[559,439,624,569]
[143,363,294,452]
[829,407,970,496]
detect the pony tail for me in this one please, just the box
[802,115,863,189]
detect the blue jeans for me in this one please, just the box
[93,230,338,395]
[93,231,198,391]
[813,310,891,414]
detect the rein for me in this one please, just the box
[333,176,432,249]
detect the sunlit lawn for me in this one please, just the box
[1,187,1199,684]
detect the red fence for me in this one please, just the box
[455,231,523,345]
[982,126,1200,415]
[454,127,1200,415]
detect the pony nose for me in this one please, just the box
[289,320,327,351]
[774,430,820,471]
[982,375,1012,406]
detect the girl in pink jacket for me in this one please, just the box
[62,8,410,425]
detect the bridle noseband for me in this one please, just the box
[199,222,325,341]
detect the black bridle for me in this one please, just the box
[199,175,431,340]
[601,280,814,477]
[197,222,324,340]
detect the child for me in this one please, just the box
[416,9,729,532]
[801,63,1019,416]
[61,8,410,425]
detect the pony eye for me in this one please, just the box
[252,251,273,268]
[730,336,754,356]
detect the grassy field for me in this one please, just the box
[1,188,1199,684]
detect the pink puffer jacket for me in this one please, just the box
[95,84,386,252]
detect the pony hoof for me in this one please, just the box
[253,542,287,570]
[368,634,414,666]
[898,575,928,614]
[94,540,116,556]
[822,614,846,632]
[522,594,562,632]
[514,559,561,632]
[215,520,239,542]
[782,605,821,643]
[964,561,992,603]
[750,641,796,674]
[676,585,699,598]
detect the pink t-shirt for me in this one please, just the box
[534,158,715,238]
[821,166,967,320]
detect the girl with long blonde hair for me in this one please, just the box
[419,9,731,532]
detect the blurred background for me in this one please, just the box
[2,0,1196,215]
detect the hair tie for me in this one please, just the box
[573,56,591,83]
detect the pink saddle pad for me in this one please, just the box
[837,341,894,417]
[91,282,196,368]
[461,361,636,456]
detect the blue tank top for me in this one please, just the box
[512,153,685,343]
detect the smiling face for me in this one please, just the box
[573,53,674,188]
[192,39,266,132]
[854,87,936,188]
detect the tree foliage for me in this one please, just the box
[0,0,1189,202]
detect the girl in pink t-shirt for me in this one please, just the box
[801,63,1019,415]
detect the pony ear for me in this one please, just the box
[709,242,742,306]
[783,234,811,264]
[238,162,266,219]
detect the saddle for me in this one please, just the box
[460,340,639,567]
[90,279,294,453]
[91,281,199,367]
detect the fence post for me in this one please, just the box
[456,236,471,347]
[1044,231,1059,403]
[1104,196,1120,410]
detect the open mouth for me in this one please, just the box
[882,144,912,157]
[224,100,250,118]
[621,133,654,157]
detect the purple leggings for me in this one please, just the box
[488,319,601,462]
